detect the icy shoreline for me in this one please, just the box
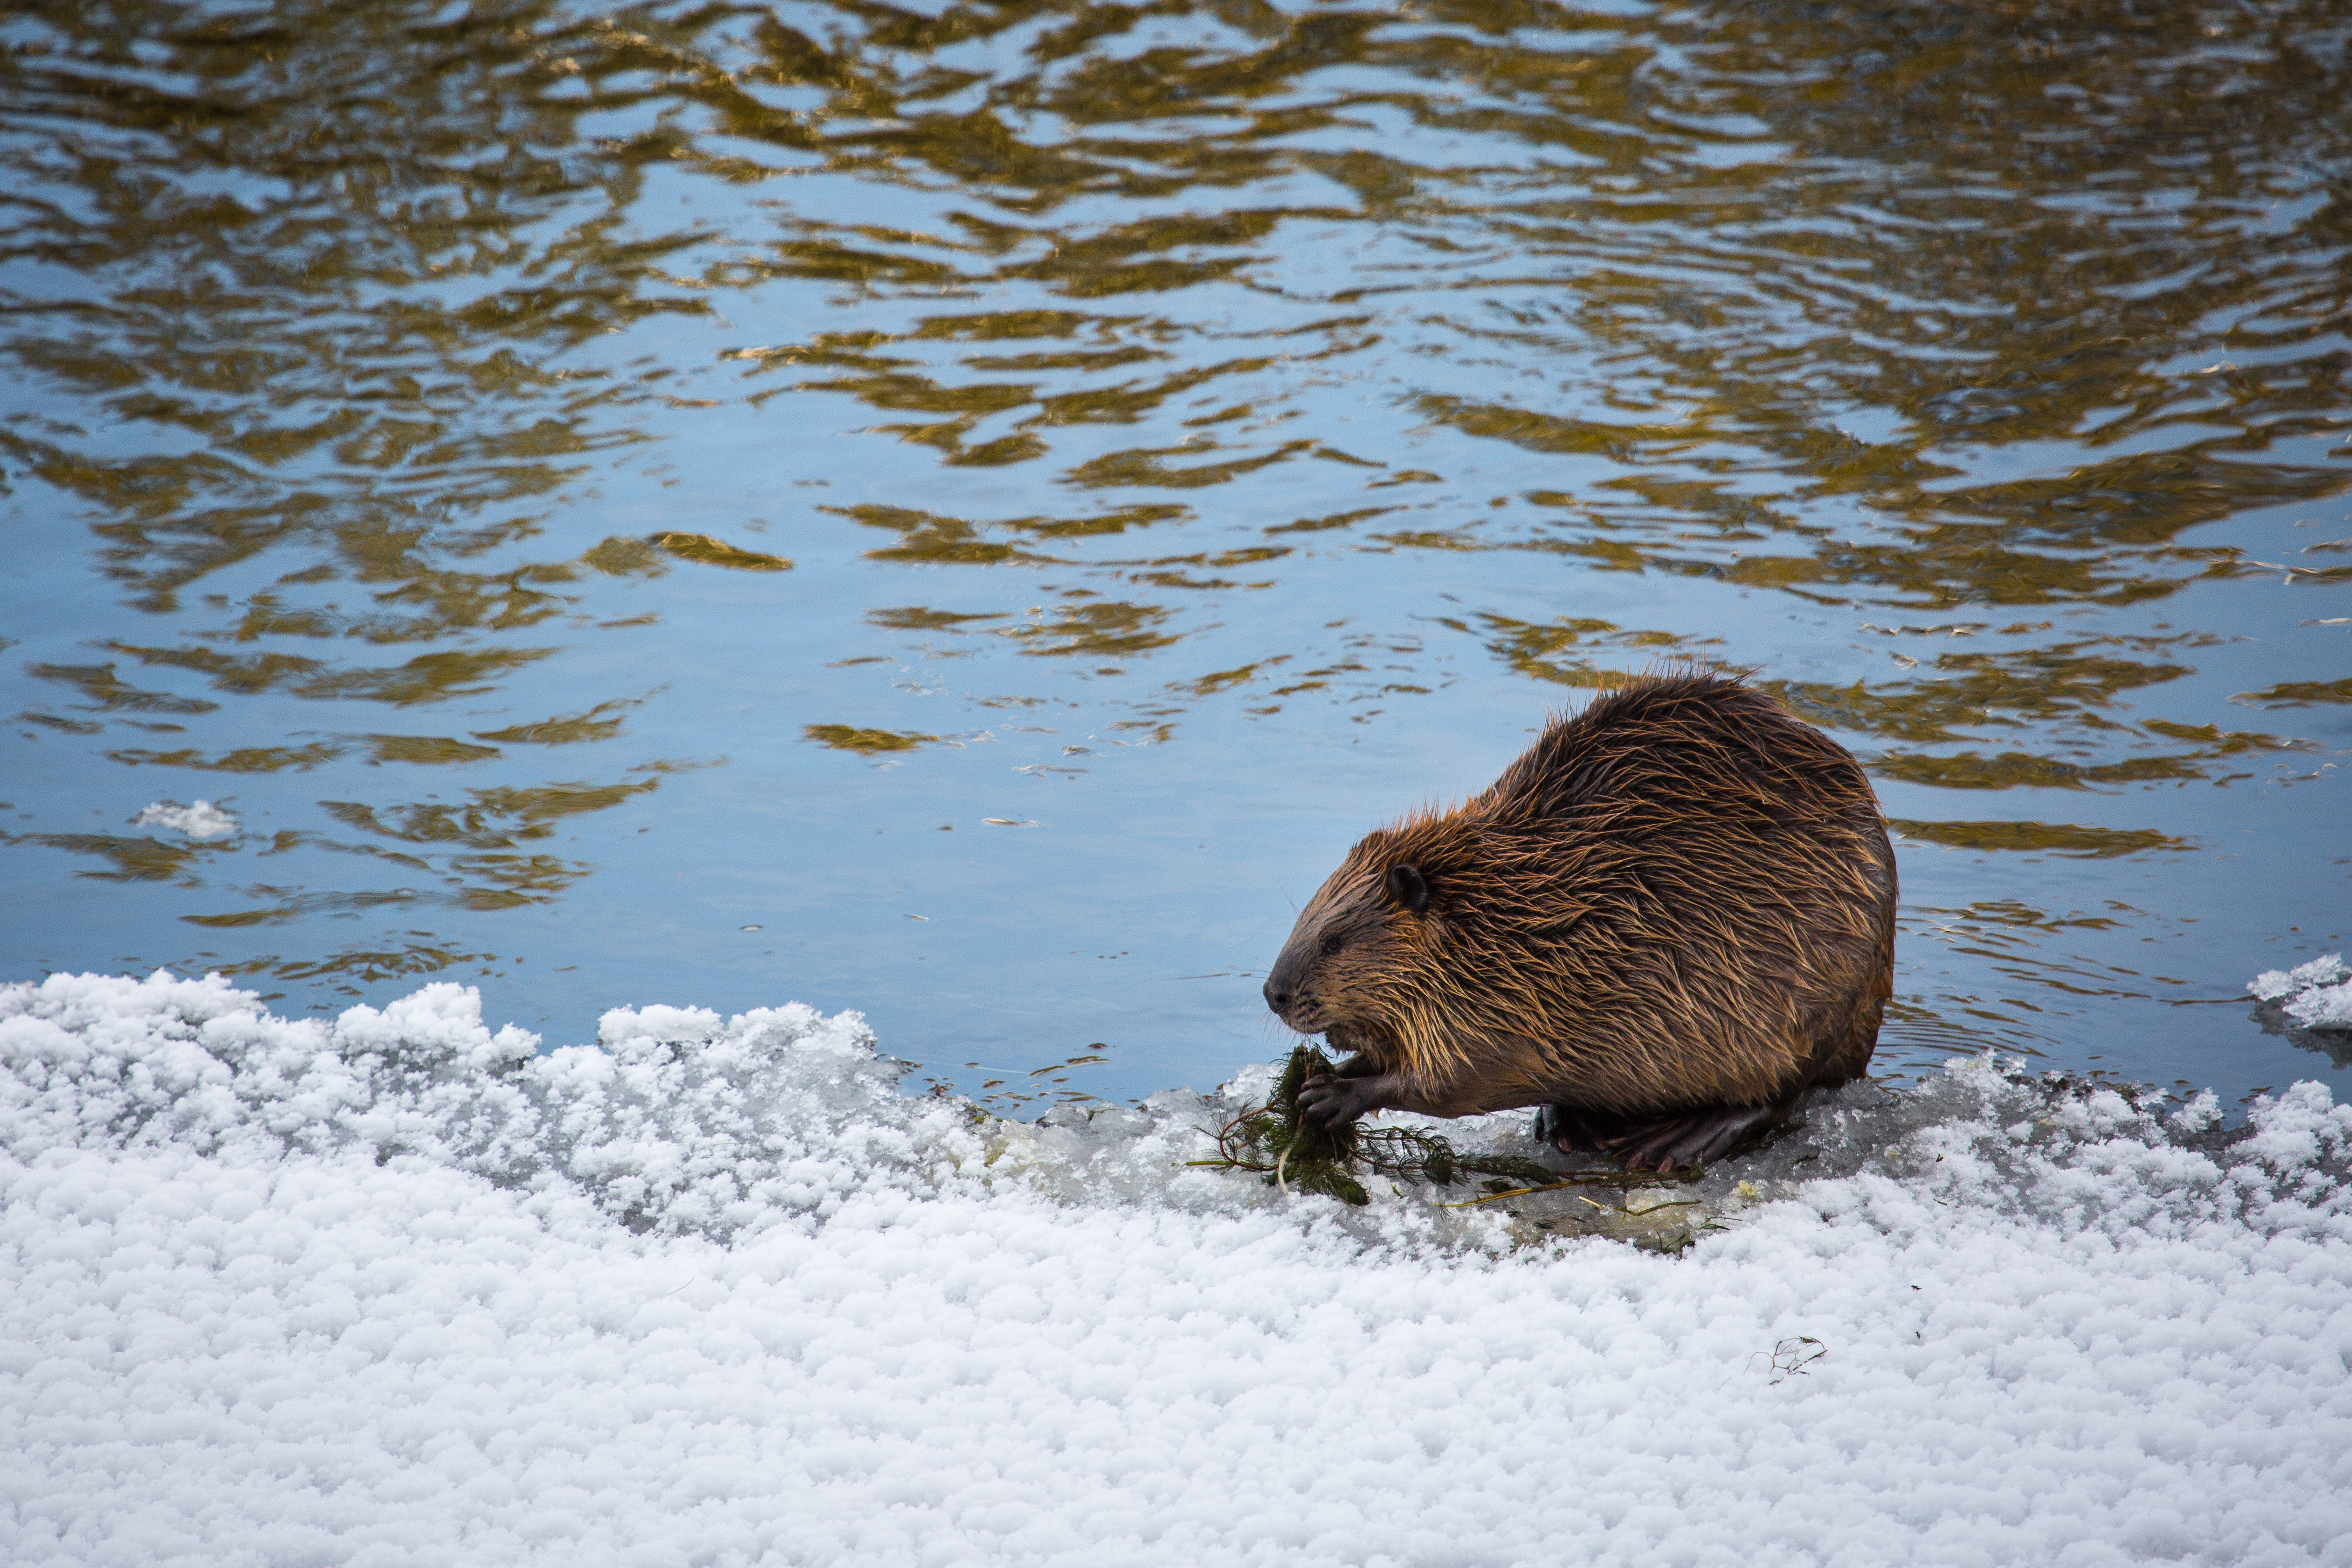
[6,971,2352,1565]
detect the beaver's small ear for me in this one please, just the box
[1384,862,1429,914]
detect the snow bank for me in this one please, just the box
[4,972,2351,1566]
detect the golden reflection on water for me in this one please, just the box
[1,0,2348,1095]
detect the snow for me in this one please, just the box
[129,800,238,839]
[2252,953,2352,1031]
[5,971,2352,1566]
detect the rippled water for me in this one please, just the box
[4,0,2348,1112]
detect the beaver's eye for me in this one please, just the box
[1318,930,1346,957]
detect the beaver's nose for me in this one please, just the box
[1262,979,1291,1012]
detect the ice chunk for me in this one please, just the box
[131,798,239,838]
[2250,951,2352,1028]
[2287,978,2352,1029]
[2248,950,2346,1001]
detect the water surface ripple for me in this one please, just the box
[3,0,2348,1109]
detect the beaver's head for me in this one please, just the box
[1262,820,1468,1064]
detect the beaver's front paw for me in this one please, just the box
[1295,1070,1380,1130]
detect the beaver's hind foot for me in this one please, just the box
[1535,1098,1798,1174]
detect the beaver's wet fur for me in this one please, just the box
[1263,671,1896,1172]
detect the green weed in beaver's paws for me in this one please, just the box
[1271,1045,1359,1166]
[1194,1049,1559,1206]
[1192,1047,1664,1207]
[1262,1046,1366,1203]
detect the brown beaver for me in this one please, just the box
[1262,670,1896,1172]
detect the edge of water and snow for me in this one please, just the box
[4,965,2351,1566]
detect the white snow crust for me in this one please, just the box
[2252,953,2352,1030]
[5,969,2352,1566]
[129,800,239,840]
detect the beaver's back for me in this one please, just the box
[1466,672,1894,1113]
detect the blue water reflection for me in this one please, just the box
[2,0,2347,1112]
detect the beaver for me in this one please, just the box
[1262,670,1896,1172]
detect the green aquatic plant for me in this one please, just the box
[1195,1046,1640,1206]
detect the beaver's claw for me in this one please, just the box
[1294,1070,1382,1130]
